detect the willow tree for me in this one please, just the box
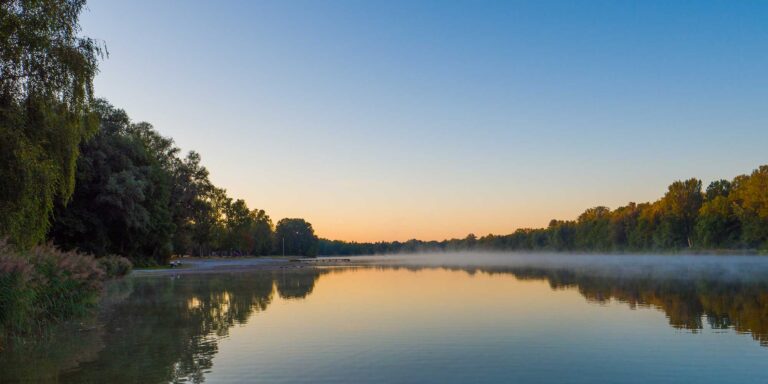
[0,0,103,247]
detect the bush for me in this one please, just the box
[0,240,107,336]
[97,255,133,278]
[0,247,36,335]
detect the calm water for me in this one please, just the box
[3,254,768,383]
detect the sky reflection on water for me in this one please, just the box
[3,254,768,383]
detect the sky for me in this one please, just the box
[80,1,768,242]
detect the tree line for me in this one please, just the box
[319,167,768,255]
[0,0,313,335]
[0,1,318,265]
[2,0,767,266]
[45,100,320,264]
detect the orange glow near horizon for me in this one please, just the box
[239,187,634,242]
[83,1,768,244]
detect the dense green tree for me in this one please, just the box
[222,199,253,254]
[655,179,703,248]
[0,0,103,247]
[274,218,318,257]
[250,209,274,255]
[46,99,278,260]
[626,202,658,250]
[318,166,768,255]
[547,220,576,251]
[220,199,275,256]
[729,167,768,248]
[189,186,228,256]
[575,206,612,251]
[168,151,215,255]
[609,202,640,250]
[50,101,174,264]
[695,195,739,248]
[705,179,732,202]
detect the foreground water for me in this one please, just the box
[3,254,768,383]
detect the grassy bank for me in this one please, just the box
[0,241,132,339]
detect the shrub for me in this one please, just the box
[0,245,36,334]
[97,255,133,278]
[0,240,106,336]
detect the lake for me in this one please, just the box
[3,253,768,383]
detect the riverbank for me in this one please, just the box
[0,242,132,339]
[131,256,347,276]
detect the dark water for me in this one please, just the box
[3,254,768,383]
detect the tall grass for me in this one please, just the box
[0,240,131,337]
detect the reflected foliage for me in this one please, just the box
[0,269,328,383]
[397,263,768,346]
[502,267,768,344]
[274,269,321,299]
[5,263,768,383]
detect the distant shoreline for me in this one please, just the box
[131,250,768,277]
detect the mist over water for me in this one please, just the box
[5,253,768,383]
[351,252,768,282]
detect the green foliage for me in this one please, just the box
[219,202,275,256]
[275,218,318,257]
[49,101,174,265]
[47,100,279,261]
[729,166,768,248]
[224,199,254,252]
[0,269,328,382]
[608,202,640,249]
[655,179,703,248]
[695,195,739,248]
[575,206,612,251]
[250,209,275,255]
[705,179,731,202]
[97,255,133,278]
[0,0,103,248]
[319,166,768,255]
[169,151,214,254]
[0,240,106,336]
[547,220,576,251]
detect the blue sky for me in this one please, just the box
[81,1,768,241]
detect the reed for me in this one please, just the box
[0,240,131,337]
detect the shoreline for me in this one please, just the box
[129,251,768,278]
[131,257,320,276]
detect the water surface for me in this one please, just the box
[3,254,768,383]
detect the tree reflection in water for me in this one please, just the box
[509,267,768,344]
[3,263,768,383]
[447,264,768,346]
[0,269,330,383]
